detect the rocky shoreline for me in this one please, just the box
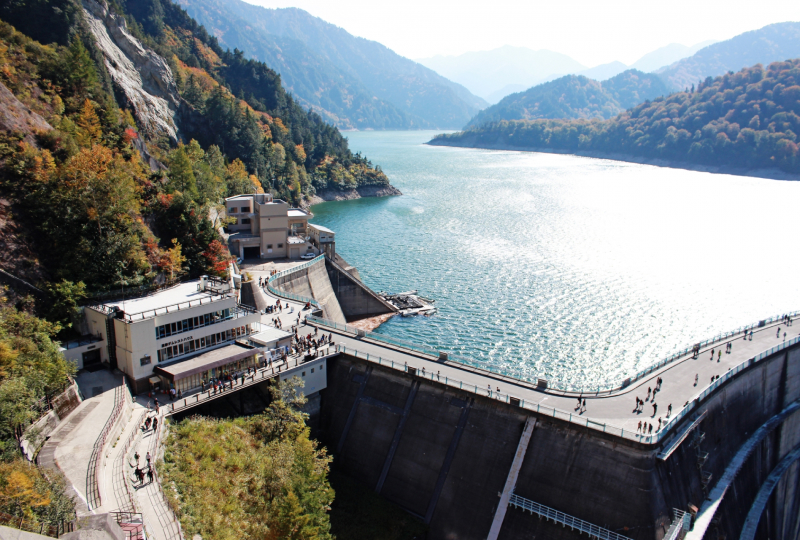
[305,184,402,206]
[426,138,800,181]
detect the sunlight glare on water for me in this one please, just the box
[310,130,800,389]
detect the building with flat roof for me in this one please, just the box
[308,223,336,259]
[226,193,323,260]
[85,276,262,393]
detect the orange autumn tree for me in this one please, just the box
[202,240,231,277]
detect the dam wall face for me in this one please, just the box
[324,258,395,321]
[271,258,347,324]
[318,343,800,540]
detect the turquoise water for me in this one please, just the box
[311,130,800,389]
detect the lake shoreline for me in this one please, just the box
[305,184,402,208]
[425,138,800,181]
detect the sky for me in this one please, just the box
[242,0,800,67]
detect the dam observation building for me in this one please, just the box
[226,192,323,260]
[84,276,262,393]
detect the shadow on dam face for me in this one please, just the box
[317,343,800,540]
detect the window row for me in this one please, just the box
[156,325,252,363]
[266,243,284,249]
[228,206,251,214]
[155,309,233,339]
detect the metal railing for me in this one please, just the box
[60,334,104,350]
[265,255,324,307]
[508,492,632,540]
[87,381,126,510]
[111,512,145,540]
[663,509,690,540]
[117,294,238,322]
[0,510,73,538]
[149,416,184,540]
[308,310,799,395]
[333,333,800,445]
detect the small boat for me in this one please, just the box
[379,291,437,317]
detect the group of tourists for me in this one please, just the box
[292,327,332,357]
[132,450,154,486]
[141,415,158,433]
[632,376,672,437]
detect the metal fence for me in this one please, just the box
[308,309,800,396]
[333,333,800,445]
[87,381,127,510]
[0,510,73,538]
[265,255,324,307]
[508,492,632,540]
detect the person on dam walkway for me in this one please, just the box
[710,348,714,360]
[648,424,653,434]
[582,399,586,412]
[646,387,651,401]
[652,403,657,417]
[695,374,698,386]
[718,350,721,362]
[777,327,781,338]
[667,404,672,417]
[152,417,158,432]
[637,421,642,433]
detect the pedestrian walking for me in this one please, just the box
[134,451,140,463]
[667,404,672,417]
[718,350,721,362]
[710,348,714,360]
[652,403,657,417]
[777,327,781,338]
[648,424,653,434]
[582,399,586,412]
[637,421,642,432]
[152,417,158,431]
[577,397,582,410]
[646,387,651,401]
[147,468,154,484]
[146,451,151,467]
[694,374,698,386]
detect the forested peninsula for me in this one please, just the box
[430,60,800,178]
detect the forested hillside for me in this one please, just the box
[466,70,669,127]
[0,0,393,307]
[178,0,486,130]
[658,22,800,91]
[433,60,800,175]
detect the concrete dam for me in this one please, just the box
[261,258,800,540]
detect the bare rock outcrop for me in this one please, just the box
[0,80,52,144]
[82,0,180,141]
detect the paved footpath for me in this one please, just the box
[255,267,799,441]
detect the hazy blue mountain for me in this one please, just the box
[656,22,800,91]
[417,46,586,102]
[465,69,669,128]
[485,84,528,104]
[629,41,716,73]
[177,0,486,129]
[578,61,628,81]
[602,69,671,108]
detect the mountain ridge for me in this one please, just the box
[178,0,486,130]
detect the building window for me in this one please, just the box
[241,207,250,213]
[267,244,273,249]
[154,307,235,340]
[311,368,314,373]
[229,207,238,214]
[140,356,151,366]
[277,243,283,248]
[302,371,306,377]
[240,218,251,225]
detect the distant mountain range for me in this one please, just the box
[177,0,486,130]
[466,70,670,127]
[657,22,800,91]
[417,46,587,104]
[418,41,714,104]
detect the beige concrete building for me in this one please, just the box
[226,193,321,260]
[85,276,262,393]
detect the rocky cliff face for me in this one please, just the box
[82,0,180,142]
[0,80,52,144]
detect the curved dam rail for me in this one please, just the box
[267,255,346,324]
[308,312,800,446]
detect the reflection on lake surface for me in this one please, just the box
[310,130,800,389]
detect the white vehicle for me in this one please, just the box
[300,252,316,260]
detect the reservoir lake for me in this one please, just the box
[310,130,800,390]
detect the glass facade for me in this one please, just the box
[156,324,255,363]
[154,308,239,340]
